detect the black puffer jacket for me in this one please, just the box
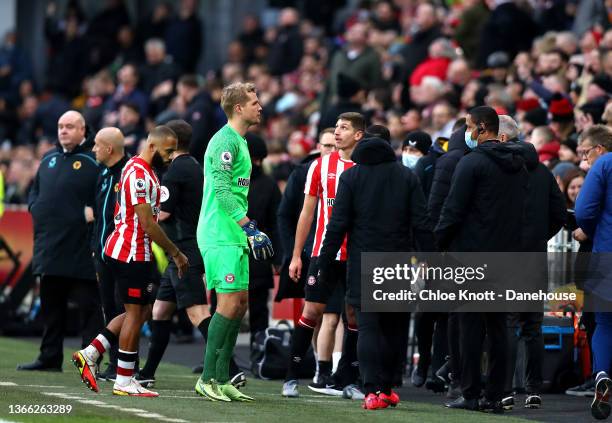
[428,126,470,229]
[506,140,567,252]
[435,140,529,252]
[318,138,434,305]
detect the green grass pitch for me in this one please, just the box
[0,337,532,423]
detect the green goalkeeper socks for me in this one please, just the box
[202,313,232,381]
[216,318,242,383]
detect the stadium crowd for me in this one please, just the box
[1,0,610,202]
[2,0,612,418]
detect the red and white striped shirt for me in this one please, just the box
[104,156,160,263]
[304,151,354,260]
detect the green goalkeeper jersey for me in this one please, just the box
[197,124,252,248]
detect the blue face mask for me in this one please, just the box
[402,153,419,168]
[465,131,478,149]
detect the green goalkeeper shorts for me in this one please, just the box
[201,246,250,293]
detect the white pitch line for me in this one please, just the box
[0,381,17,386]
[39,391,192,422]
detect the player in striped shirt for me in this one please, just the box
[72,126,189,397]
[282,112,365,398]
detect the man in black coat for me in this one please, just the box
[18,110,104,371]
[437,106,528,413]
[245,133,282,347]
[498,115,567,410]
[428,120,469,230]
[427,122,469,396]
[318,137,434,409]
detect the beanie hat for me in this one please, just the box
[516,98,541,112]
[548,94,574,122]
[403,131,432,155]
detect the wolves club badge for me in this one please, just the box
[225,273,235,284]
[73,161,82,170]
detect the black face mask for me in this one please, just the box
[152,151,166,170]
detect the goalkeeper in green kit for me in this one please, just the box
[195,82,273,402]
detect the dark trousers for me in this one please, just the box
[248,283,270,346]
[459,312,507,401]
[448,312,461,381]
[505,312,543,394]
[415,312,448,374]
[38,275,104,367]
[356,310,410,394]
[94,257,122,365]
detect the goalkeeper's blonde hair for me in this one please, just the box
[221,82,257,118]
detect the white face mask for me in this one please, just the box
[402,153,420,168]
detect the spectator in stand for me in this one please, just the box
[477,0,538,69]
[44,5,87,99]
[83,70,116,132]
[454,0,489,66]
[84,0,130,73]
[430,101,456,141]
[164,0,202,73]
[318,73,365,134]
[176,74,218,163]
[103,63,148,127]
[398,3,441,82]
[410,38,455,87]
[117,101,146,155]
[108,26,144,75]
[531,126,560,168]
[137,2,171,46]
[140,38,180,118]
[237,15,265,66]
[563,169,585,209]
[267,8,303,77]
[321,21,381,113]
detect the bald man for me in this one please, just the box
[18,110,105,372]
[91,127,129,380]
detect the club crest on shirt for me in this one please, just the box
[160,186,170,202]
[114,182,120,192]
[73,161,81,170]
[225,273,235,284]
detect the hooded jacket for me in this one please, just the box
[435,140,529,252]
[318,138,434,306]
[428,126,470,229]
[506,140,567,252]
[29,138,99,279]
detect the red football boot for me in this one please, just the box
[362,393,389,410]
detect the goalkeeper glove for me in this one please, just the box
[242,220,274,261]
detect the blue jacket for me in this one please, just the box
[576,153,612,253]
